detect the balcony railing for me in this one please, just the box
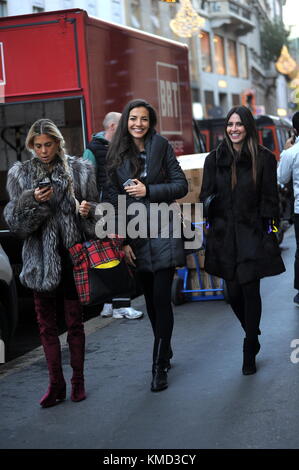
[208,0,255,35]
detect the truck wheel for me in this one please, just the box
[171,277,185,305]
[0,301,10,362]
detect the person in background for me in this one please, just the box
[107,99,188,392]
[4,119,99,407]
[200,106,285,376]
[83,111,143,320]
[83,112,121,202]
[277,111,299,305]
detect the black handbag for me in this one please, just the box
[69,237,135,306]
[87,258,136,306]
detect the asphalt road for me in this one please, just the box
[1,226,299,451]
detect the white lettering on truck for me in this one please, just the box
[156,62,182,135]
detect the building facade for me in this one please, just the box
[1,0,290,118]
[0,0,125,23]
[123,0,289,119]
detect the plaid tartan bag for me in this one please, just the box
[69,237,135,306]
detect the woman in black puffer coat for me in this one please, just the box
[200,106,285,375]
[107,99,188,392]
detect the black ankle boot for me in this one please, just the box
[151,338,170,392]
[151,365,168,392]
[242,338,260,375]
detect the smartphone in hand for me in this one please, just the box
[123,179,137,188]
[38,177,52,189]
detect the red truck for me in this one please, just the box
[0,8,195,347]
[0,8,194,223]
[0,8,193,158]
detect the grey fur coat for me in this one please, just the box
[4,155,99,292]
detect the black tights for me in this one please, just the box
[139,268,175,359]
[226,278,261,339]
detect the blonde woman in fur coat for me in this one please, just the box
[4,119,99,407]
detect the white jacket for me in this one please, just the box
[277,136,299,214]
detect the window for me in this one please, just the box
[232,94,240,106]
[219,92,227,115]
[200,0,209,11]
[204,90,214,118]
[214,35,226,75]
[200,31,212,72]
[32,7,45,13]
[192,87,200,103]
[151,0,161,35]
[0,1,7,17]
[130,0,142,29]
[239,44,249,79]
[228,40,238,77]
[261,129,275,151]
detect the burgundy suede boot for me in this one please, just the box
[64,299,86,402]
[34,292,66,408]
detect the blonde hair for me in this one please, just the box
[25,118,66,158]
[26,118,74,197]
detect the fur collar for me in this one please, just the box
[216,140,256,169]
[24,155,75,213]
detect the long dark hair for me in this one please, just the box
[224,106,259,187]
[106,99,157,178]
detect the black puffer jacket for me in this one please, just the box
[108,132,188,272]
[200,141,285,283]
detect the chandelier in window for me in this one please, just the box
[170,0,205,38]
[275,45,297,76]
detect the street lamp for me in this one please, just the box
[170,0,205,38]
